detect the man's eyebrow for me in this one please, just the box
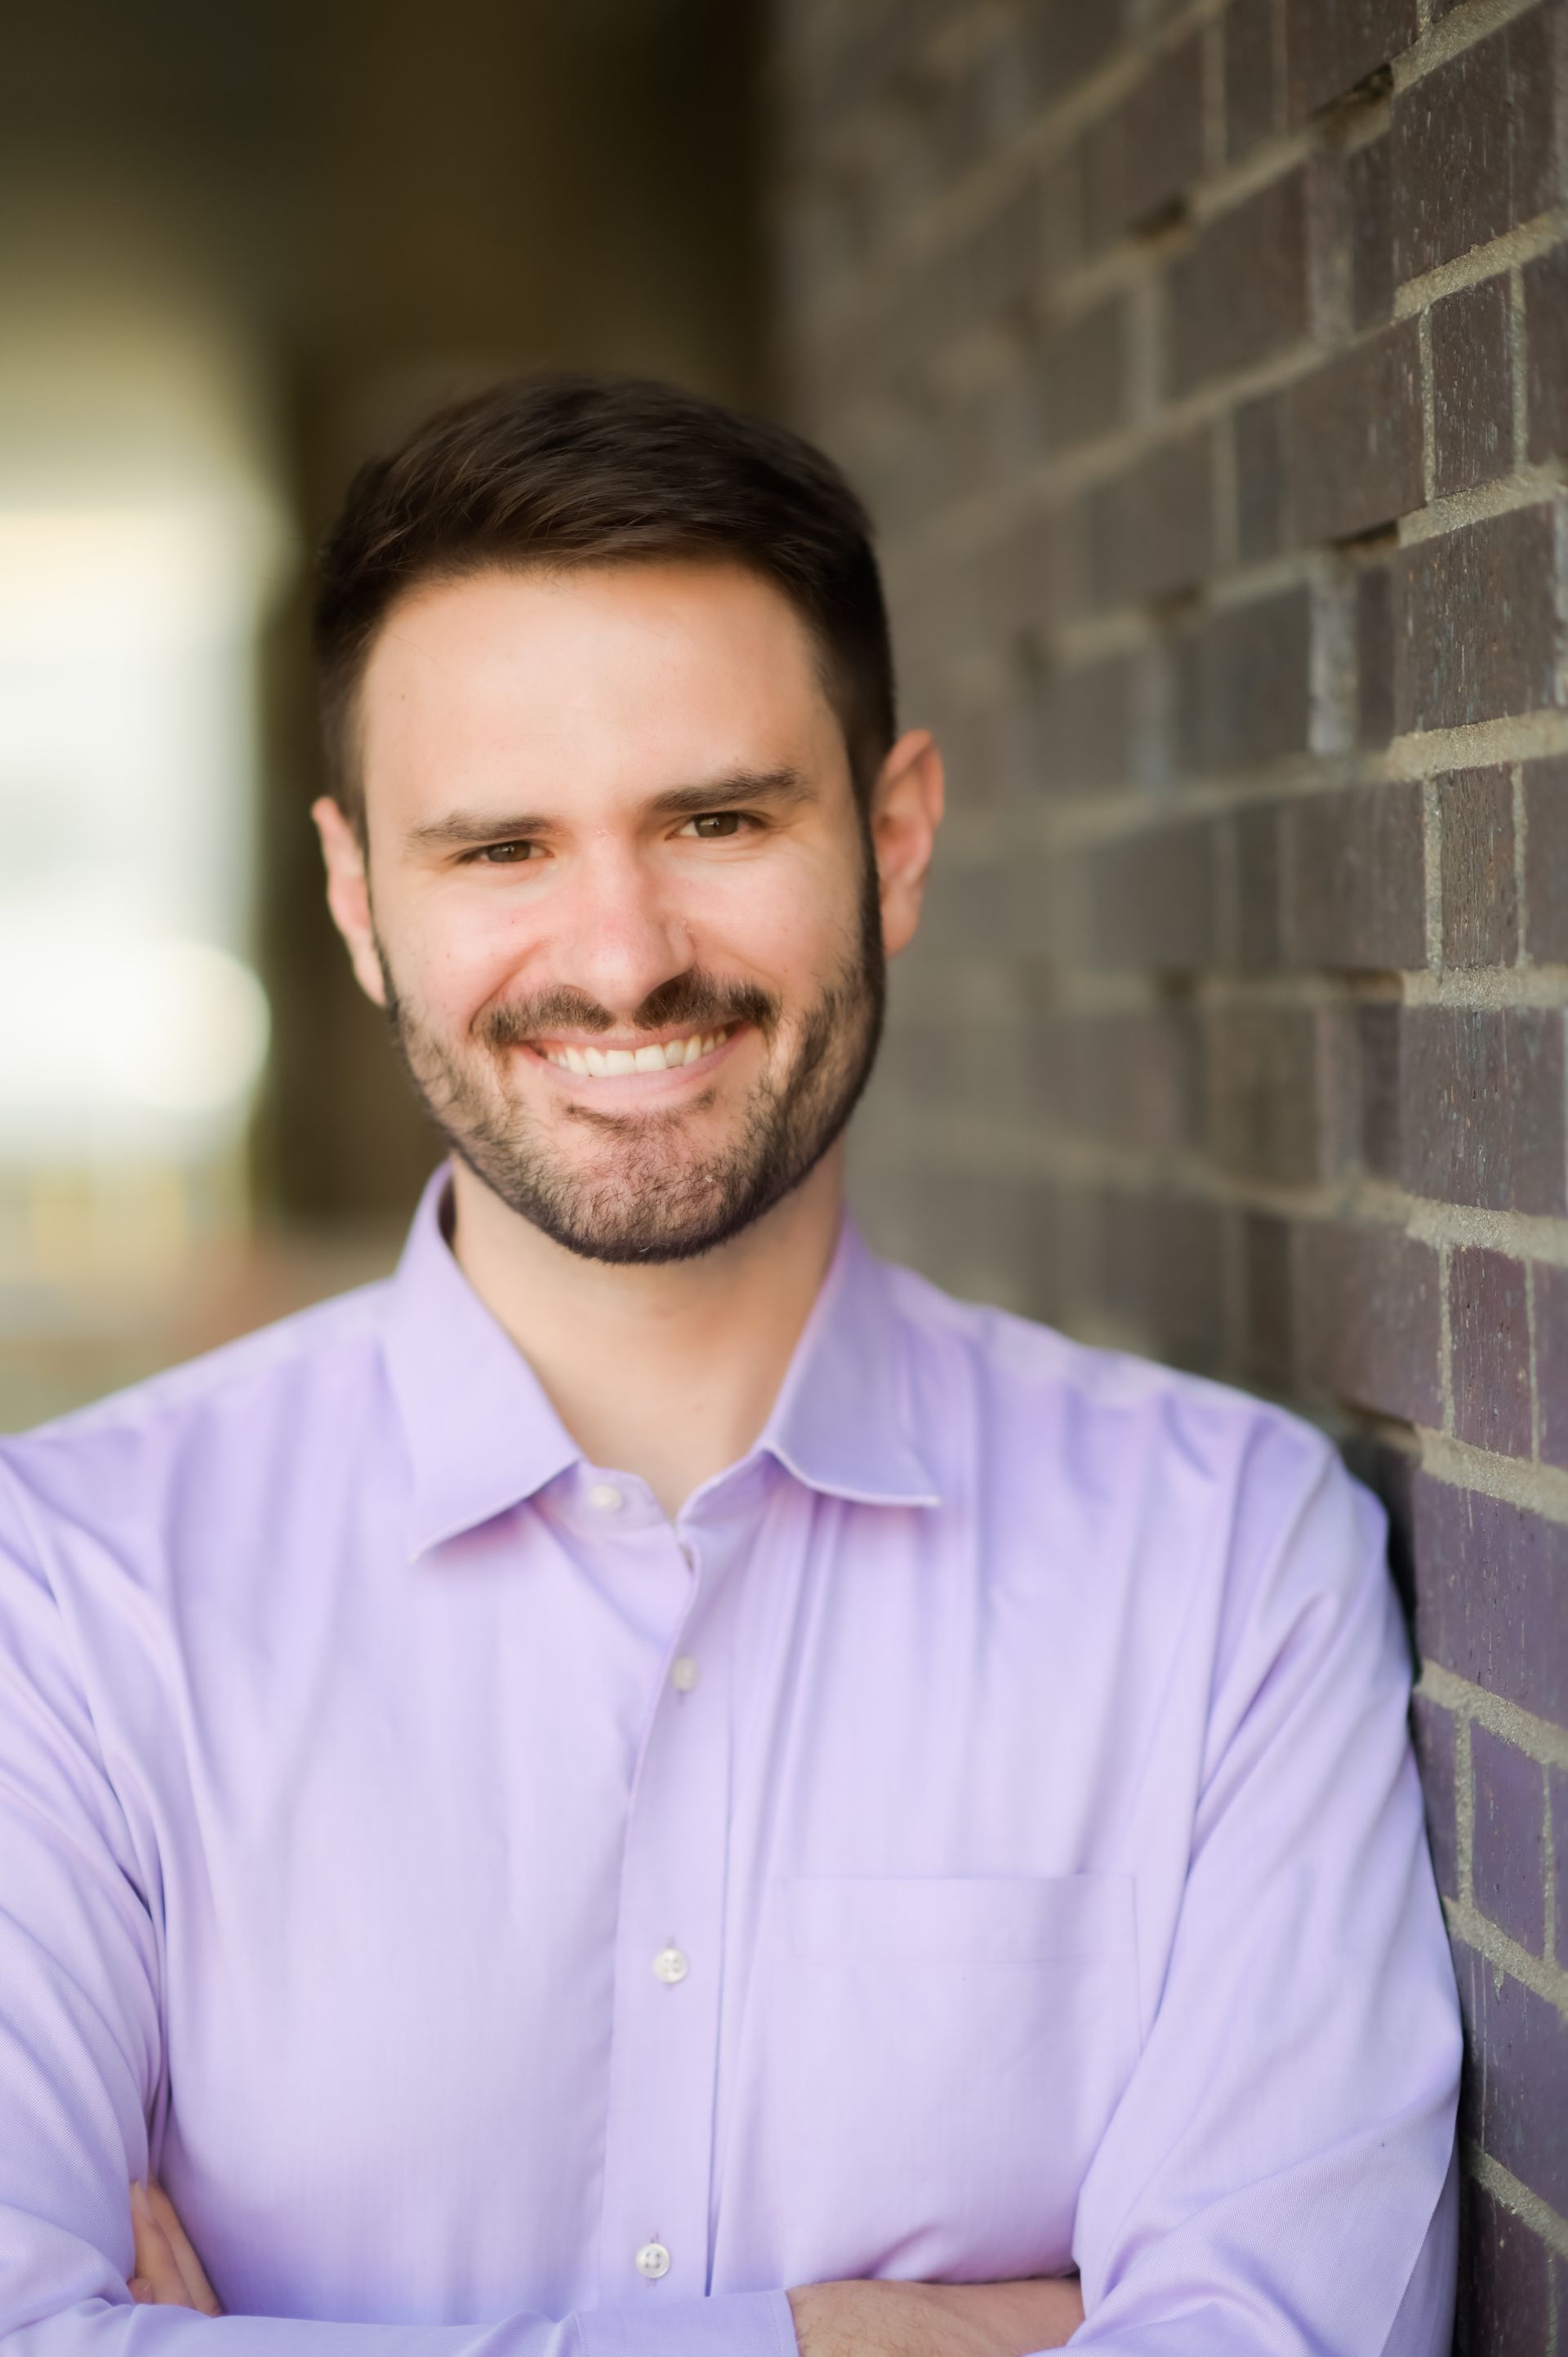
[647,768,813,819]
[408,811,554,848]
[408,769,813,849]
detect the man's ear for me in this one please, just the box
[312,797,390,1008]
[869,728,945,960]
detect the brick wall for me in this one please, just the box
[777,1,1568,2344]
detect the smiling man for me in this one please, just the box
[0,376,1459,2357]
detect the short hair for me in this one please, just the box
[312,372,897,833]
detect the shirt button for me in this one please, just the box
[635,2242,670,2280]
[653,1945,689,1984]
[586,1482,624,1514]
[670,1655,699,1692]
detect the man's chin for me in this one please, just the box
[448,1132,768,1265]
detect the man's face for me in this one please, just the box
[327,561,903,1263]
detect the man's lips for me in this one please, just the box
[520,1022,742,1082]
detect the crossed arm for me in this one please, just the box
[5,1437,1459,2357]
[127,2180,1087,2356]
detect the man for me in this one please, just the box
[0,376,1459,2357]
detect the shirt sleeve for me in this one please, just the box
[1064,1428,1462,2357]
[0,1470,796,2357]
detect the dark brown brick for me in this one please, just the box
[1082,35,1204,248]
[1358,1002,1401,1178]
[1430,274,1514,497]
[1089,430,1214,608]
[1097,1192,1227,1370]
[938,180,1045,341]
[1205,1008,1322,1183]
[1288,319,1423,545]
[1029,652,1139,794]
[1441,765,1518,968]
[1286,781,1426,969]
[1461,2177,1555,2357]
[1298,1223,1443,1423]
[1169,171,1310,394]
[1524,243,1568,462]
[1348,135,1395,329]
[1538,1261,1568,1472]
[1040,299,1125,453]
[1522,754,1568,962]
[1284,0,1414,123]
[1355,563,1395,746]
[1393,505,1565,735]
[1455,1947,1568,2217]
[1391,10,1566,282]
[1412,1477,1568,1722]
[1031,1009,1201,1154]
[1242,1210,1294,1386]
[906,1168,1066,1321]
[1084,820,1219,970]
[1020,0,1124,100]
[1232,803,1283,969]
[971,513,1055,648]
[1235,392,1288,561]
[1472,1723,1547,1954]
[1225,0,1281,160]
[1410,1691,1458,1903]
[1450,1246,1533,1457]
[1399,1008,1566,1214]
[1174,586,1312,772]
[1552,1763,1568,1963]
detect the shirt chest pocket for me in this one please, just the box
[715,1873,1140,2291]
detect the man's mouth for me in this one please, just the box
[536,1024,737,1079]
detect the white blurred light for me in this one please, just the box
[103,938,270,1112]
[0,291,287,1177]
[0,929,270,1140]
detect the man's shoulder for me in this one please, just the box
[879,1254,1379,1636]
[0,1277,396,1517]
[878,1252,1339,1496]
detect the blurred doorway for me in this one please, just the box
[0,0,768,1426]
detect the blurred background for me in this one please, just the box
[0,0,767,1426]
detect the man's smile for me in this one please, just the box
[518,1021,747,1095]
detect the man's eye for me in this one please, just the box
[682,812,745,839]
[472,840,539,864]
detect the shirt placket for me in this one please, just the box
[595,1515,733,2307]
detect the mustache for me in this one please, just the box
[477,970,780,1048]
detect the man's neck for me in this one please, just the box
[446,1150,847,1518]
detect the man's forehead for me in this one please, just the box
[361,557,822,697]
[355,562,844,819]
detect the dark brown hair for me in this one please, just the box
[312,372,897,831]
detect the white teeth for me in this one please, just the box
[545,1025,731,1077]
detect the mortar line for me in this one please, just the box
[1392,0,1551,91]
[1463,2149,1568,2262]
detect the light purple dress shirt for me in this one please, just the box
[0,1167,1460,2357]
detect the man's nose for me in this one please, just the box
[550,841,696,1018]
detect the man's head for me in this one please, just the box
[310,374,942,1264]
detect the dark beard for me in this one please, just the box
[377,841,886,1265]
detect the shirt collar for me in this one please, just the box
[755,1216,941,1509]
[381,1165,941,1558]
[382,1168,583,1559]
